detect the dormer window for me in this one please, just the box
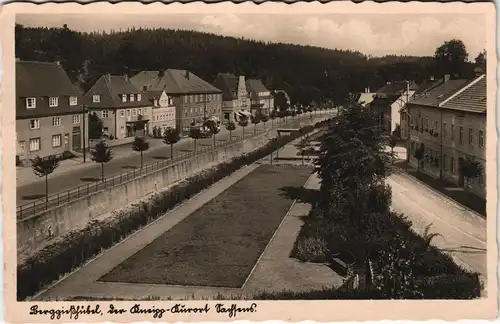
[130,94,135,102]
[26,97,36,109]
[154,99,158,106]
[69,96,78,106]
[142,86,148,91]
[137,94,142,101]
[122,94,127,103]
[49,97,59,107]
[92,95,101,103]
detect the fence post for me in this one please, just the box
[57,193,60,206]
[87,183,90,195]
[33,201,36,215]
[19,205,22,219]
[67,190,70,202]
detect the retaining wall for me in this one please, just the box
[17,131,280,258]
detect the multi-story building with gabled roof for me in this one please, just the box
[16,59,87,164]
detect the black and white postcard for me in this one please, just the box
[0,2,497,323]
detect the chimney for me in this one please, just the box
[444,74,451,82]
[185,71,190,79]
[239,75,245,85]
[430,76,434,81]
[55,61,60,65]
[474,67,484,77]
[367,87,370,93]
[386,81,391,85]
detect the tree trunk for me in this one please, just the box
[101,163,104,181]
[140,151,143,169]
[254,124,256,134]
[213,134,216,146]
[45,174,48,208]
[194,139,197,151]
[170,143,174,160]
[229,130,232,139]
[242,126,245,139]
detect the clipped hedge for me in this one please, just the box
[17,118,334,301]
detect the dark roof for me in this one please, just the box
[144,90,164,101]
[131,69,222,95]
[83,75,152,109]
[246,79,269,94]
[375,82,408,95]
[370,94,401,108]
[441,75,486,113]
[16,60,82,119]
[414,79,442,96]
[212,73,239,101]
[409,78,470,108]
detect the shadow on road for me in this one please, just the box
[151,155,169,160]
[122,165,138,170]
[279,186,319,204]
[80,177,100,182]
[20,194,45,201]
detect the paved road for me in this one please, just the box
[17,113,330,206]
[388,172,487,279]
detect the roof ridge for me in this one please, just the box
[439,75,485,107]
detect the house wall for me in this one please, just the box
[152,92,176,133]
[17,113,88,161]
[408,104,486,198]
[174,93,223,134]
[90,107,153,140]
[391,91,415,134]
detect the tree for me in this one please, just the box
[132,136,150,168]
[459,156,484,192]
[251,115,261,134]
[205,119,220,146]
[238,116,249,139]
[88,112,103,139]
[388,135,398,164]
[270,110,277,127]
[163,127,180,160]
[30,155,60,207]
[90,141,113,181]
[261,114,269,129]
[434,39,469,77]
[474,50,486,72]
[225,121,236,139]
[414,146,424,173]
[189,127,202,151]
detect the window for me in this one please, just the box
[120,126,125,134]
[121,95,127,103]
[127,109,131,117]
[130,94,135,102]
[29,138,40,151]
[52,117,61,126]
[93,95,101,103]
[138,108,142,115]
[29,119,40,130]
[450,157,455,174]
[26,97,36,109]
[69,96,78,106]
[120,110,124,117]
[102,110,109,118]
[52,134,62,147]
[154,99,158,106]
[137,94,141,102]
[434,120,438,130]
[72,115,81,124]
[451,124,455,140]
[443,123,448,138]
[459,126,464,144]
[468,128,474,145]
[133,109,137,116]
[49,97,59,107]
[425,118,429,128]
[479,130,484,148]
[443,154,448,171]
[184,96,188,104]
[168,98,173,106]
[144,107,147,114]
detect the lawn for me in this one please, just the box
[99,164,313,288]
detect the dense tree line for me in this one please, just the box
[15,24,479,105]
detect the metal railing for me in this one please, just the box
[16,112,333,219]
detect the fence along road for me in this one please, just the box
[17,111,335,219]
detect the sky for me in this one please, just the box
[18,13,486,60]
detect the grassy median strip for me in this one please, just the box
[99,165,312,288]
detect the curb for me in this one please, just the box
[392,168,485,219]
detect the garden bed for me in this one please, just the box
[99,165,312,287]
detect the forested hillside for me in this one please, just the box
[15,24,476,104]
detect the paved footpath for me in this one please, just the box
[34,163,342,301]
[17,112,335,206]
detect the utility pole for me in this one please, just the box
[81,104,87,163]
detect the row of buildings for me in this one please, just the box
[16,59,284,164]
[355,70,487,198]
